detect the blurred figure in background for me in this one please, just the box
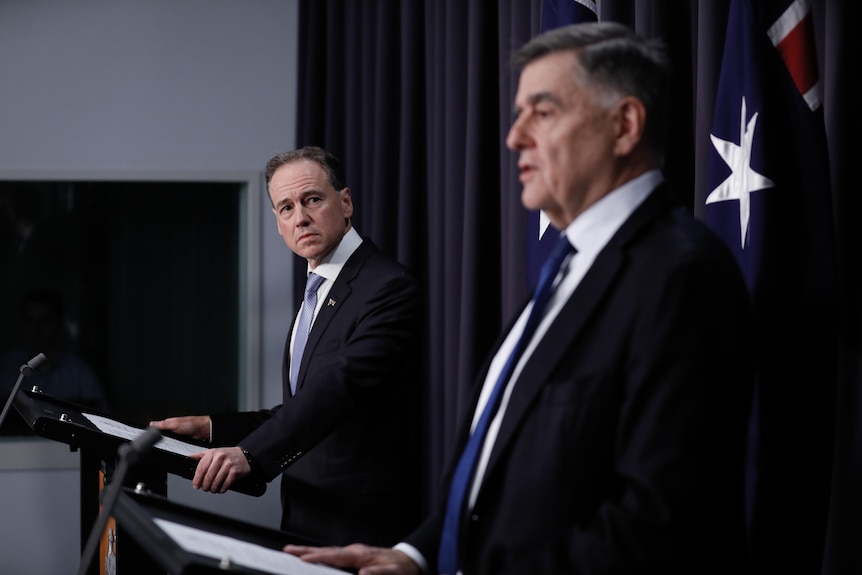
[0,287,107,428]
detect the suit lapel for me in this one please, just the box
[481,185,674,484]
[291,240,375,392]
[484,248,626,476]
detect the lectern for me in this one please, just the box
[12,388,266,575]
[111,487,340,574]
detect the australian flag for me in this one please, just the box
[704,0,837,572]
[527,0,598,287]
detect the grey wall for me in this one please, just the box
[0,1,299,572]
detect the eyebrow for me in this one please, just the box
[274,188,322,209]
[513,91,561,115]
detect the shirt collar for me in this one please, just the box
[305,227,363,282]
[561,169,663,258]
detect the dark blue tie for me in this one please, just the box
[437,235,576,575]
[290,272,325,395]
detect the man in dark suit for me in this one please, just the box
[150,146,421,547]
[284,22,755,575]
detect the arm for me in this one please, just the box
[149,415,255,492]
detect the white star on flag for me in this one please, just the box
[705,96,775,248]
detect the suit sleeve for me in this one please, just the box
[237,265,419,481]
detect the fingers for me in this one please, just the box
[282,544,418,575]
[191,448,247,493]
[283,545,356,567]
[147,415,210,441]
[148,417,187,434]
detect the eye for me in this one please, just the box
[535,106,554,119]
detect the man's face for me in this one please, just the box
[506,50,618,229]
[269,159,353,268]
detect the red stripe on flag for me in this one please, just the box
[773,14,818,97]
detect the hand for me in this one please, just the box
[283,543,419,575]
[190,446,250,493]
[149,415,211,441]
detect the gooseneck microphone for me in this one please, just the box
[0,352,48,431]
[76,426,162,575]
[116,425,163,465]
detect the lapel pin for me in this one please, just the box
[327,298,336,307]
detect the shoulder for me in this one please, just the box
[611,188,747,296]
[621,185,737,262]
[347,239,416,284]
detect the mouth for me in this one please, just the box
[295,231,317,244]
[518,163,536,182]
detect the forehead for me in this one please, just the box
[516,50,580,101]
[271,159,331,193]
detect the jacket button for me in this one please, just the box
[471,514,479,522]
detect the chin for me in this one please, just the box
[520,188,536,209]
[520,191,547,213]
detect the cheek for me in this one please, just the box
[546,127,592,180]
[274,216,292,241]
[545,149,573,188]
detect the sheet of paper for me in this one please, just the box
[82,413,208,457]
[153,518,349,575]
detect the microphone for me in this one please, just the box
[117,425,163,464]
[77,426,162,575]
[19,352,47,376]
[0,352,48,431]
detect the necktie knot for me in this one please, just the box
[305,272,325,294]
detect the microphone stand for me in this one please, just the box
[76,426,162,575]
[0,352,47,431]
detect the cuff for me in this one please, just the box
[238,446,264,478]
[393,542,429,575]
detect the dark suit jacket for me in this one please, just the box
[407,185,755,574]
[212,239,422,547]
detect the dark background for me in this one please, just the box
[0,180,242,422]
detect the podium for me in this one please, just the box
[111,487,341,574]
[12,387,267,574]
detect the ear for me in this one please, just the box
[613,96,646,157]
[341,187,354,218]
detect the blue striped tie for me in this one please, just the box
[290,272,325,395]
[437,235,575,575]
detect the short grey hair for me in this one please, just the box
[265,146,346,191]
[512,21,671,162]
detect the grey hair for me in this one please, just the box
[265,146,346,191]
[512,21,671,162]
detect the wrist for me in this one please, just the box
[239,446,263,477]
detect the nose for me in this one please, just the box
[293,203,310,225]
[506,116,528,151]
